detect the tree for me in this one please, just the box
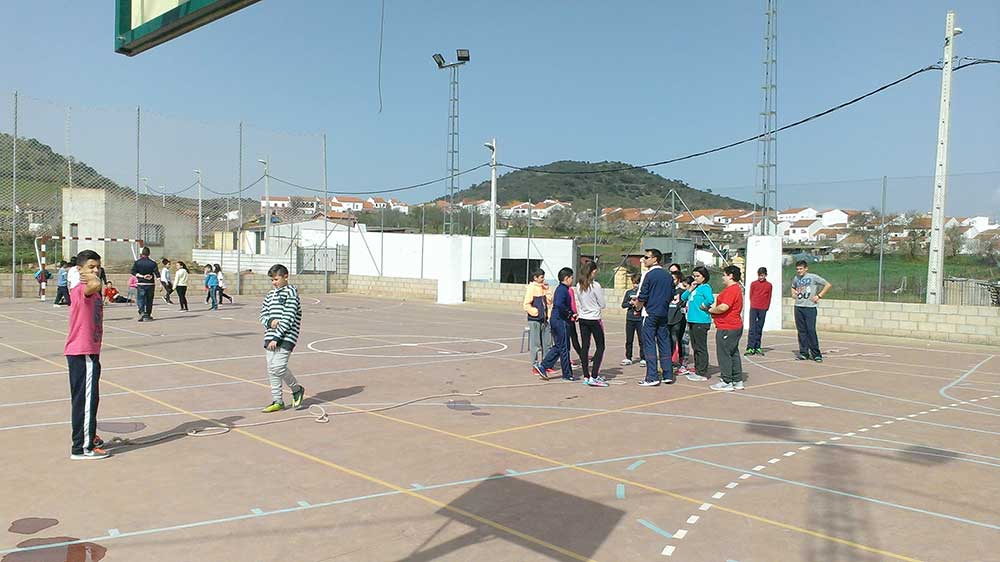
[848,209,881,256]
[944,225,965,257]
[546,207,579,233]
[901,236,923,259]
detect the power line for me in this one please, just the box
[146,180,198,196]
[201,174,265,196]
[268,162,490,196]
[498,60,996,176]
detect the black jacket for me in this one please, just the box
[131,257,158,286]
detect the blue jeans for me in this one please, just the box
[540,317,573,378]
[208,287,218,309]
[642,315,673,382]
[794,306,821,357]
[136,285,154,317]
[748,308,767,349]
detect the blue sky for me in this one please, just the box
[2,1,998,215]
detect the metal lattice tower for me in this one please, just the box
[754,0,778,235]
[444,65,461,235]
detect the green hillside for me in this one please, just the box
[447,160,753,210]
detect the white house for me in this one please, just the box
[388,198,410,215]
[778,207,818,224]
[960,216,996,231]
[723,216,755,233]
[783,219,824,243]
[260,195,292,211]
[817,208,863,227]
[332,196,365,212]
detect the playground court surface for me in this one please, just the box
[0,293,997,562]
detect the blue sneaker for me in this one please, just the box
[532,363,548,380]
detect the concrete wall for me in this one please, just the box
[779,297,1000,346]
[348,274,437,300]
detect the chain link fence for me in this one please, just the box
[1,90,333,295]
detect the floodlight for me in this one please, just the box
[433,53,446,68]
[456,49,470,62]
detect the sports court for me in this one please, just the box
[1,293,997,561]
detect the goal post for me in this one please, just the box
[34,236,144,301]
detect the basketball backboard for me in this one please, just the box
[115,0,261,56]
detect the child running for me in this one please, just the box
[621,273,645,366]
[65,249,109,459]
[204,265,219,310]
[159,258,174,304]
[54,261,70,306]
[260,264,305,412]
[522,268,553,365]
[174,261,189,311]
[214,264,235,304]
[532,267,575,381]
[575,262,608,387]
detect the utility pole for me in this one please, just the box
[926,10,961,304]
[195,170,203,248]
[593,193,599,263]
[258,157,270,255]
[671,190,677,260]
[877,176,887,301]
[486,138,498,282]
[11,91,18,298]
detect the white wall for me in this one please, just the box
[744,236,783,332]
[348,232,576,281]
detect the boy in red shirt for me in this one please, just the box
[705,265,745,391]
[65,249,109,460]
[746,267,773,356]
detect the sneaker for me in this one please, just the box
[261,401,285,413]
[621,358,633,366]
[638,380,660,387]
[137,316,144,323]
[744,348,755,356]
[795,353,809,361]
[710,382,734,392]
[93,435,104,447]
[755,348,765,356]
[562,375,574,381]
[532,363,548,380]
[162,296,168,303]
[676,365,691,376]
[53,304,60,308]
[571,359,580,367]
[587,377,609,388]
[546,368,558,376]
[685,373,708,382]
[639,360,647,367]
[291,386,305,409]
[70,447,111,460]
[662,378,675,385]
[733,381,746,390]
[813,356,824,363]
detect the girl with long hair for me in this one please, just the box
[574,261,608,387]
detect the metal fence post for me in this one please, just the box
[322,133,329,291]
[11,91,18,297]
[236,121,243,294]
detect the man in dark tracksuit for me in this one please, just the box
[532,267,576,381]
[131,246,158,322]
[636,249,675,386]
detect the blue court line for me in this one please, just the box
[616,484,625,499]
[626,460,645,471]
[4,437,997,556]
[940,355,995,401]
[637,518,673,539]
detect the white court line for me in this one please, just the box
[686,515,699,524]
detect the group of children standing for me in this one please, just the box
[524,251,789,392]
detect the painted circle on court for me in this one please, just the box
[307,334,508,358]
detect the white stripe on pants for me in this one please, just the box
[83,356,94,450]
[266,347,300,403]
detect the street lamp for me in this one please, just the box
[484,139,497,282]
[432,49,470,235]
[194,169,203,248]
[258,158,270,254]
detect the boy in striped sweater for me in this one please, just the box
[259,264,306,413]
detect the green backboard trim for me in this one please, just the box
[115,0,261,56]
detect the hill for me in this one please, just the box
[445,160,752,210]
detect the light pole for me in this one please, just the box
[194,169,203,248]
[141,177,149,236]
[258,158,270,255]
[485,138,497,282]
[926,11,961,304]
[433,49,470,236]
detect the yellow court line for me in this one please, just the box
[468,369,870,438]
[0,317,597,562]
[0,314,922,562]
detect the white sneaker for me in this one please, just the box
[53,304,60,308]
[710,382,734,392]
[733,381,745,390]
[70,448,111,460]
[638,380,660,387]
[639,360,647,367]
[620,358,633,366]
[685,374,708,382]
